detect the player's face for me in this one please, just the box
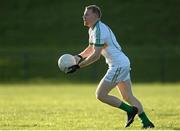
[83,9,98,27]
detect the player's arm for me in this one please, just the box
[67,25,105,74]
[79,46,102,68]
[79,44,94,58]
[74,44,94,64]
[67,45,103,74]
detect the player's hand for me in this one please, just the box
[74,55,83,64]
[67,64,80,74]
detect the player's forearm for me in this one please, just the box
[79,45,93,58]
[79,53,100,68]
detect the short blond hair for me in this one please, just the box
[85,5,102,18]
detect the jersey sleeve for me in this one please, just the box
[93,24,107,47]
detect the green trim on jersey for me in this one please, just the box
[94,44,105,47]
[89,43,105,47]
[92,20,100,29]
[106,25,121,52]
[95,22,101,45]
[90,21,105,47]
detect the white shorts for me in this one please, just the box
[103,66,131,84]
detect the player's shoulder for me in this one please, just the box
[94,21,106,29]
[94,21,109,34]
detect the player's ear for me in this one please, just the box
[95,14,99,19]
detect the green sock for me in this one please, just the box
[138,112,151,126]
[119,102,133,113]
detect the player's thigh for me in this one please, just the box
[117,80,134,100]
[96,79,116,97]
[96,66,129,97]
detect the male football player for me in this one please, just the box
[68,5,154,128]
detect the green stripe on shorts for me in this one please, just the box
[112,67,121,83]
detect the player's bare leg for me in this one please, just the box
[117,80,155,128]
[96,79,138,127]
[117,80,143,114]
[96,79,121,107]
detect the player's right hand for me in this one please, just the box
[67,64,80,74]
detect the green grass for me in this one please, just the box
[0,83,180,130]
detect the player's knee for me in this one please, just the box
[123,95,135,102]
[122,95,129,102]
[95,92,102,101]
[95,91,105,101]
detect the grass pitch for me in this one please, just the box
[0,83,179,130]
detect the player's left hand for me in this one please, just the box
[74,55,83,64]
[67,64,80,74]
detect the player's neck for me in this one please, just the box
[90,19,100,29]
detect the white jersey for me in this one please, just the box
[89,20,130,67]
